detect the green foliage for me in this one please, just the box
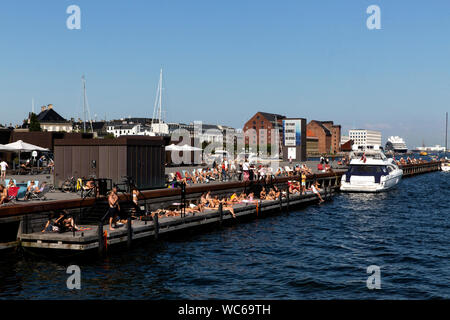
[104,133,115,139]
[29,113,41,132]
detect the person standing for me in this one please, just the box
[242,158,249,181]
[108,186,120,230]
[0,160,8,180]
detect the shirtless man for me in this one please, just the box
[107,186,120,230]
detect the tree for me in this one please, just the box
[29,113,41,132]
[104,133,115,139]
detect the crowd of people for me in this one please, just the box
[151,178,326,221]
[0,179,50,205]
[0,155,54,179]
[167,158,320,186]
[394,156,428,166]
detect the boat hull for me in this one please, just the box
[340,172,403,193]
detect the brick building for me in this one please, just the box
[306,129,319,156]
[306,120,332,154]
[321,121,341,153]
[243,112,286,150]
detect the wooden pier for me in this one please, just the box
[0,161,443,256]
[18,190,334,254]
[1,172,342,255]
[400,161,442,177]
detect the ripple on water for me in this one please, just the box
[0,172,449,299]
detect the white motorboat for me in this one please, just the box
[340,145,403,192]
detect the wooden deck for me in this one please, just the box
[19,190,332,253]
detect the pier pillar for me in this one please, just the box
[98,222,104,255]
[279,192,282,211]
[154,213,159,240]
[286,188,290,212]
[127,216,132,248]
[219,203,223,224]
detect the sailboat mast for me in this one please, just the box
[82,75,87,133]
[159,68,163,125]
[446,112,448,154]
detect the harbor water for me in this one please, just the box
[0,171,448,299]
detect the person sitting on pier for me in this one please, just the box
[107,186,121,230]
[42,213,59,233]
[259,189,267,200]
[0,184,8,205]
[227,193,241,205]
[55,211,80,232]
[288,181,300,194]
[220,199,236,218]
[310,181,324,203]
[266,188,280,201]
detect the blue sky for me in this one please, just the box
[0,0,449,148]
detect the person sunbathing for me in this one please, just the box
[0,185,8,205]
[259,189,267,200]
[24,181,39,200]
[228,193,240,204]
[7,180,16,190]
[185,201,204,214]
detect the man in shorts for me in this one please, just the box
[108,186,120,230]
[0,160,8,180]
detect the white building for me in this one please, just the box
[106,123,154,137]
[36,105,73,132]
[415,145,446,152]
[349,129,382,148]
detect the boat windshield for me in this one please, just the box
[351,151,386,160]
[347,165,388,175]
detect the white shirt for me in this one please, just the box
[243,162,249,171]
[0,161,7,171]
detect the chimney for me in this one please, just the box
[41,105,46,112]
[47,104,53,110]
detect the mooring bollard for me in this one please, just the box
[127,216,132,248]
[154,212,159,240]
[98,222,104,255]
[219,202,223,224]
